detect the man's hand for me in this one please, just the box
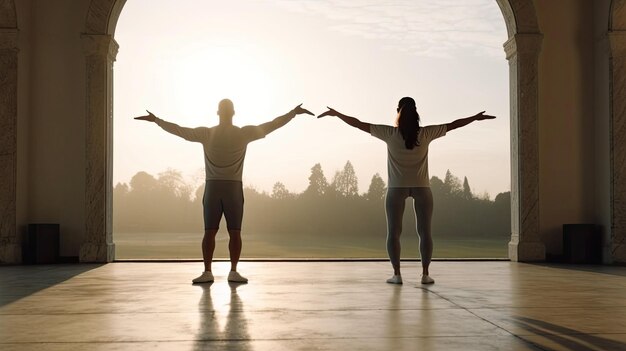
[289,104,315,117]
[473,111,496,121]
[134,110,157,122]
[317,107,342,118]
[290,103,314,117]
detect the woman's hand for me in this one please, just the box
[134,110,157,122]
[317,107,343,118]
[290,104,315,117]
[317,107,370,132]
[447,111,496,132]
[473,111,496,121]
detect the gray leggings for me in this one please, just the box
[385,187,434,271]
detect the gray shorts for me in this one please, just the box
[202,180,244,230]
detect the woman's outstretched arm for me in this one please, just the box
[446,111,496,132]
[318,107,371,133]
[258,104,314,135]
[134,110,207,142]
[134,110,158,123]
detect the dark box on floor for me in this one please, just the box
[22,223,60,264]
[563,224,601,264]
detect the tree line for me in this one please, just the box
[113,162,511,244]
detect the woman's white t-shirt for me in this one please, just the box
[370,124,447,188]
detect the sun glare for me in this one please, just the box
[167,45,277,126]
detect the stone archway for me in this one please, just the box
[0,0,19,263]
[79,0,543,262]
[609,0,626,263]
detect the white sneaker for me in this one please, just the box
[228,271,248,283]
[192,271,214,284]
[386,275,403,284]
[421,275,435,284]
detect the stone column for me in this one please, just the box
[79,34,118,262]
[609,31,626,263]
[505,33,545,262]
[0,29,19,264]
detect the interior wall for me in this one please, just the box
[15,0,31,252]
[534,0,596,257]
[18,0,91,256]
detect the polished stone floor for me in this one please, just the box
[1,261,626,350]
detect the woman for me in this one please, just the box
[318,97,495,284]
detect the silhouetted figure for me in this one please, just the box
[135,99,313,283]
[319,97,495,284]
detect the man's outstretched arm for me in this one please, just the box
[258,104,314,135]
[134,110,207,142]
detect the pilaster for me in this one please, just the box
[505,33,545,261]
[0,29,20,264]
[79,34,118,262]
[609,31,626,263]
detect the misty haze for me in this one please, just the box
[114,164,510,258]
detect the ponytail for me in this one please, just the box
[396,97,421,150]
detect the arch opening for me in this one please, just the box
[80,0,543,262]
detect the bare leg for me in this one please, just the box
[227,229,242,272]
[202,229,218,272]
[385,188,407,276]
[413,188,434,276]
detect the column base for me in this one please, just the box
[79,242,115,263]
[0,242,22,264]
[509,240,545,262]
[612,243,626,264]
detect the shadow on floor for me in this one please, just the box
[194,282,252,350]
[531,263,626,278]
[0,264,103,308]
[516,316,626,351]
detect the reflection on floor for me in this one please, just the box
[1,262,626,350]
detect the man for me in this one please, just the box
[135,99,313,283]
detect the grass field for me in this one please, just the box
[114,231,508,259]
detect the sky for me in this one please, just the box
[113,0,510,198]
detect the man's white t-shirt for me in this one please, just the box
[155,118,266,182]
[370,124,447,188]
